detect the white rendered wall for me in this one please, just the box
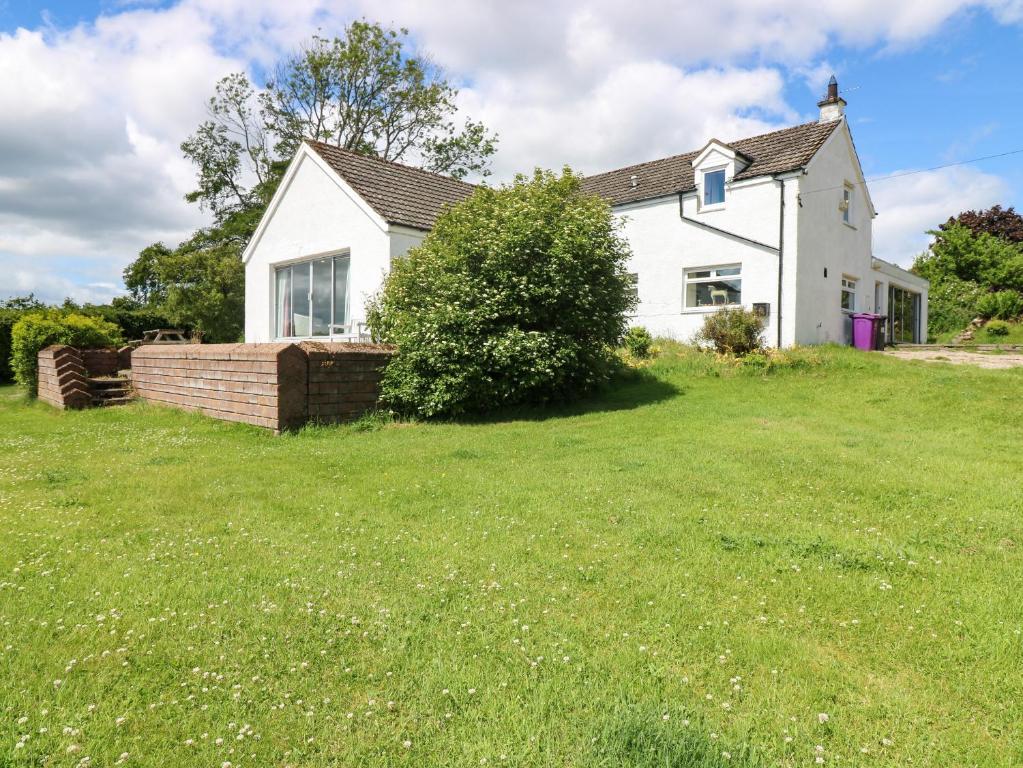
[793,122,876,344]
[615,173,794,346]
[244,152,391,342]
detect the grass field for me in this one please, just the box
[1,345,1022,767]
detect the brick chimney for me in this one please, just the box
[818,75,846,122]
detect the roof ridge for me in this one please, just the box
[303,138,478,190]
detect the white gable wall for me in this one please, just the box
[794,122,877,344]
[244,152,391,342]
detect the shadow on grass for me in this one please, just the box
[450,365,682,425]
[589,702,760,767]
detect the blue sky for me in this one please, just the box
[1,0,1021,303]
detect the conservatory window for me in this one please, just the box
[274,254,351,338]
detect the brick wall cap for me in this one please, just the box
[299,341,395,354]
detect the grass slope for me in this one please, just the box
[931,320,1023,345]
[1,346,1021,767]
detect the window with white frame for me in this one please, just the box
[841,182,853,224]
[841,276,857,312]
[274,254,350,338]
[684,265,741,308]
[703,169,726,206]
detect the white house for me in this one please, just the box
[243,77,928,347]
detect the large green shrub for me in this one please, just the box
[367,168,635,417]
[694,307,765,356]
[976,290,1023,321]
[0,295,46,382]
[65,299,180,342]
[11,312,123,391]
[0,310,19,383]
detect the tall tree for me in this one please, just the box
[180,21,496,221]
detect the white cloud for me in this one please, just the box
[871,166,1009,265]
[0,0,1020,302]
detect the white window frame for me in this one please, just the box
[841,182,853,225]
[702,168,727,209]
[841,276,858,313]
[683,264,742,311]
[273,252,353,340]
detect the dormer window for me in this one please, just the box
[704,169,726,206]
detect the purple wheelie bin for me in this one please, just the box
[851,313,884,351]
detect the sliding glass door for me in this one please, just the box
[274,255,351,339]
[888,286,921,344]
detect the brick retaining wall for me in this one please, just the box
[37,345,91,409]
[301,342,394,424]
[131,344,308,432]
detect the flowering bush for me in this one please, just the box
[693,307,765,356]
[11,311,122,391]
[367,169,635,417]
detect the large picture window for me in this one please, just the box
[274,254,350,338]
[684,265,741,308]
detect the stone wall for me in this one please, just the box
[301,342,393,425]
[131,344,308,432]
[37,345,91,409]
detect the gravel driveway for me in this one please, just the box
[885,348,1023,369]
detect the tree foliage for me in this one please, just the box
[940,205,1023,245]
[181,21,496,223]
[912,221,1023,332]
[367,169,635,418]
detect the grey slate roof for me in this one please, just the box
[580,120,841,207]
[305,139,477,231]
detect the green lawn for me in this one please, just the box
[1,346,1022,767]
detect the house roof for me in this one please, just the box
[305,139,477,231]
[304,120,842,230]
[580,120,842,207]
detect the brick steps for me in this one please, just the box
[88,375,134,406]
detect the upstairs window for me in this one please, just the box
[841,276,857,312]
[685,265,741,308]
[841,183,853,224]
[703,169,726,206]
